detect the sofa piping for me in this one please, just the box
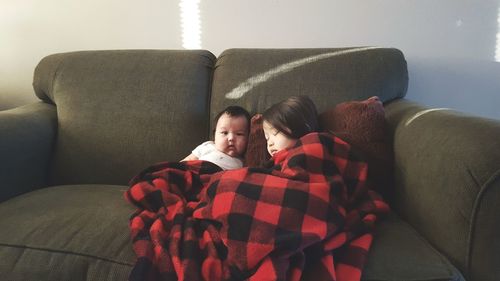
[465,168,500,280]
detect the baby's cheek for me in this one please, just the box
[214,140,226,151]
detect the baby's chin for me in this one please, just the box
[224,150,241,157]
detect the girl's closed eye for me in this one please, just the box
[262,120,298,156]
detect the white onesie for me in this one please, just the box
[192,141,243,170]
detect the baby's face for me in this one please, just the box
[263,121,297,157]
[214,113,249,157]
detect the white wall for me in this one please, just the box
[1,0,499,120]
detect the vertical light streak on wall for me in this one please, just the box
[496,7,500,62]
[179,0,201,49]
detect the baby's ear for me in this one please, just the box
[244,114,270,167]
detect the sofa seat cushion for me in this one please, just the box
[362,212,465,281]
[0,185,135,281]
[0,185,464,281]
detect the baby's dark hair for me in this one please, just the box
[213,105,251,133]
[262,96,318,139]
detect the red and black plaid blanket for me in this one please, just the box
[125,132,389,281]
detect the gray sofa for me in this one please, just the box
[0,48,498,281]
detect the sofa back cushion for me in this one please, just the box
[33,50,215,185]
[210,47,408,130]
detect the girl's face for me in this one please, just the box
[214,113,249,157]
[262,121,297,157]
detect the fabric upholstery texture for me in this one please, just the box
[33,50,216,186]
[362,213,464,281]
[0,102,57,202]
[0,185,135,280]
[385,99,500,281]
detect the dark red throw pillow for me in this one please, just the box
[318,96,394,199]
[244,114,270,167]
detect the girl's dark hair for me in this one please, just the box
[262,96,318,139]
[213,105,251,133]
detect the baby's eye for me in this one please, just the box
[236,132,245,136]
[220,131,228,135]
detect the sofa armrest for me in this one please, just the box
[0,102,57,202]
[384,99,500,281]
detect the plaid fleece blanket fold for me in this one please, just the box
[125,132,389,281]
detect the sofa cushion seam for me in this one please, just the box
[0,243,133,267]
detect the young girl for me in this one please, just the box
[262,95,318,157]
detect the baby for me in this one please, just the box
[262,96,318,157]
[182,106,251,170]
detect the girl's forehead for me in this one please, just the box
[262,121,275,131]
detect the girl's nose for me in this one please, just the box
[366,96,381,103]
[363,96,382,105]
